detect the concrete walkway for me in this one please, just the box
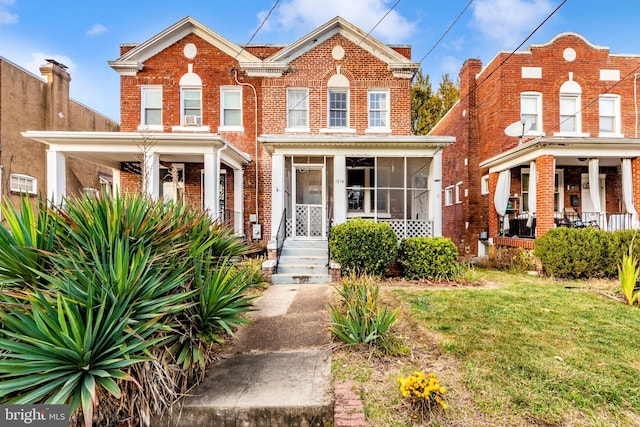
[159,283,334,426]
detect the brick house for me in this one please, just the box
[23,16,453,282]
[430,33,640,257]
[1,57,118,210]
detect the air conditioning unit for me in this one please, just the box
[183,115,201,126]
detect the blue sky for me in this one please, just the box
[1,0,639,122]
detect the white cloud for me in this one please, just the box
[471,0,555,47]
[0,0,17,25]
[257,0,417,44]
[25,52,76,76]
[86,23,107,36]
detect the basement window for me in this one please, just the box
[10,174,37,195]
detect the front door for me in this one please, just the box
[293,165,325,238]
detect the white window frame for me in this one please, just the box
[140,86,163,131]
[444,186,454,206]
[520,92,543,135]
[481,175,489,195]
[286,88,309,131]
[366,89,390,133]
[559,94,580,133]
[181,87,202,127]
[598,94,622,137]
[220,86,243,131]
[327,89,349,128]
[10,174,37,195]
[455,181,463,204]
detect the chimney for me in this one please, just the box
[39,59,71,130]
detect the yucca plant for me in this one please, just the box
[0,287,161,427]
[618,237,640,306]
[0,195,57,287]
[329,276,398,345]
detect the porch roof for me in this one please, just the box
[21,131,252,170]
[480,136,640,173]
[259,134,454,155]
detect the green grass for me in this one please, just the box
[396,273,640,425]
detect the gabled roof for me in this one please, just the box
[108,16,261,76]
[240,16,419,78]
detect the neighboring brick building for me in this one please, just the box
[24,16,453,251]
[430,33,640,257]
[1,57,118,210]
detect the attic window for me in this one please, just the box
[10,174,37,195]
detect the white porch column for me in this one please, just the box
[270,154,285,238]
[234,168,244,235]
[111,168,120,196]
[333,155,347,225]
[203,151,220,219]
[46,150,66,205]
[143,152,160,201]
[430,149,443,236]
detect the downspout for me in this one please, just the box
[233,68,259,226]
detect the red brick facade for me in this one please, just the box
[431,33,640,256]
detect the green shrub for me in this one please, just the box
[397,237,459,280]
[534,227,612,279]
[329,218,397,276]
[329,275,398,346]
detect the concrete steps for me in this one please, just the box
[271,239,332,284]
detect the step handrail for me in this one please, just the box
[275,208,287,273]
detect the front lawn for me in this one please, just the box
[332,270,640,426]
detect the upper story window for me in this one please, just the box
[220,87,242,130]
[556,77,586,136]
[181,88,202,126]
[444,186,454,207]
[367,90,389,131]
[520,92,542,134]
[10,174,37,195]
[141,86,162,129]
[328,90,348,127]
[481,175,489,195]
[287,88,309,130]
[175,64,206,131]
[599,94,622,136]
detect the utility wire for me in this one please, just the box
[417,0,474,65]
[233,0,281,62]
[357,0,401,46]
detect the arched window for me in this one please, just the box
[558,78,582,134]
[179,65,202,127]
[327,74,350,128]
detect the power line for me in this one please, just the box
[417,0,474,66]
[357,0,401,46]
[233,0,281,62]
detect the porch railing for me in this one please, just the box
[275,209,287,273]
[499,211,634,238]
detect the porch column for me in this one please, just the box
[46,150,66,205]
[111,168,120,196]
[203,152,220,219]
[333,155,347,225]
[270,154,285,238]
[234,168,244,235]
[143,152,160,201]
[488,172,499,238]
[431,149,443,236]
[632,158,640,218]
[535,155,556,237]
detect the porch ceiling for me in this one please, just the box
[21,131,251,169]
[481,136,640,172]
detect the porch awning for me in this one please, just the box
[21,131,251,169]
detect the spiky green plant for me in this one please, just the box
[618,238,640,306]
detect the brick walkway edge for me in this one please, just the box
[334,381,366,426]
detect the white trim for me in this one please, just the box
[444,185,454,206]
[140,85,162,128]
[286,87,309,129]
[598,94,623,137]
[520,91,543,135]
[367,89,390,130]
[220,86,243,130]
[10,173,37,195]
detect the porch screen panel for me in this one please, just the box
[408,158,431,222]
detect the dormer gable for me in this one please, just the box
[108,16,262,76]
[240,16,419,79]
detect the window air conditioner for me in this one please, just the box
[184,115,201,126]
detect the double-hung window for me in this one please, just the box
[221,87,242,129]
[287,88,308,129]
[520,92,542,133]
[182,88,202,126]
[559,95,579,132]
[141,86,162,128]
[368,90,389,129]
[328,90,348,128]
[599,94,621,136]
